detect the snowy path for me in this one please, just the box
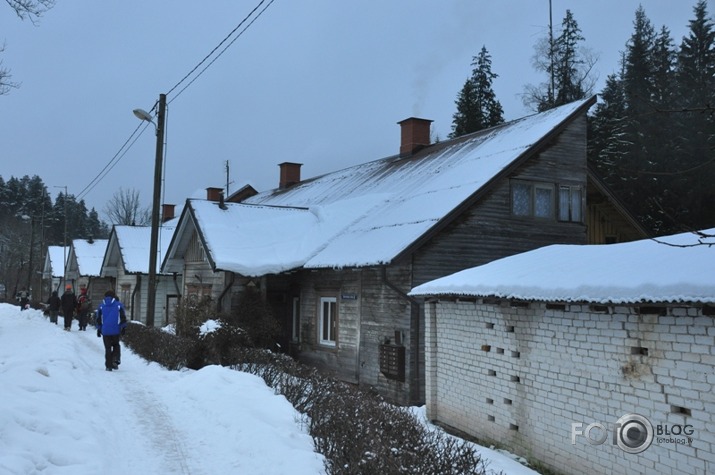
[0,306,325,475]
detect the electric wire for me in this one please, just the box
[165,0,269,100]
[74,0,274,205]
[168,0,275,104]
[75,121,151,201]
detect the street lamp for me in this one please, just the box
[133,93,166,327]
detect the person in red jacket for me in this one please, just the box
[76,285,92,331]
[95,289,127,372]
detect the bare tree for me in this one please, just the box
[5,0,55,22]
[0,43,18,95]
[104,188,151,226]
[2,0,55,95]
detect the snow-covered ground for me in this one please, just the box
[0,304,538,475]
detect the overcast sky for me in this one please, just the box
[0,0,706,220]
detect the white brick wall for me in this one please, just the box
[424,299,715,475]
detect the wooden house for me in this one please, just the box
[42,245,68,295]
[163,96,646,404]
[65,238,112,299]
[410,228,715,475]
[100,207,181,326]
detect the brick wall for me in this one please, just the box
[424,299,715,475]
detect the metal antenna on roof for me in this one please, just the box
[225,160,234,197]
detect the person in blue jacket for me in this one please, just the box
[95,289,127,372]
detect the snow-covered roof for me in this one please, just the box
[168,98,594,276]
[72,239,109,277]
[187,196,380,276]
[45,246,68,277]
[111,222,177,274]
[243,98,593,270]
[410,229,715,304]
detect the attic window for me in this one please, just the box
[558,185,583,222]
[511,181,554,219]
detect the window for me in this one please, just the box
[319,297,337,347]
[511,181,554,218]
[558,185,583,222]
[291,297,300,342]
[120,284,131,311]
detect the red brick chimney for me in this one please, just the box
[161,204,175,223]
[279,162,302,189]
[206,187,223,202]
[398,117,432,157]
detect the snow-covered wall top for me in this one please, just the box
[410,228,715,304]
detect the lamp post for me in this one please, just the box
[133,93,166,327]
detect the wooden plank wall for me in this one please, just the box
[412,117,589,286]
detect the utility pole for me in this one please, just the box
[146,93,167,328]
[54,185,68,289]
[26,216,34,291]
[548,0,555,107]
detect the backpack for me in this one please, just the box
[79,295,92,313]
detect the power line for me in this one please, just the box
[76,121,151,201]
[169,0,276,104]
[166,0,271,100]
[76,1,275,206]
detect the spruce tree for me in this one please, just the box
[673,0,715,230]
[524,9,596,112]
[449,46,504,138]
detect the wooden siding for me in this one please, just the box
[412,117,589,287]
[293,265,418,405]
[586,183,646,243]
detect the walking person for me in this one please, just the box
[18,287,30,310]
[47,290,61,324]
[96,289,127,372]
[76,285,92,331]
[60,284,76,331]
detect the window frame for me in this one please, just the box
[511,180,555,219]
[557,184,584,223]
[318,296,337,348]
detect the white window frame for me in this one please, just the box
[318,296,337,347]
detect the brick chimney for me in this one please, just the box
[206,187,223,202]
[279,162,302,189]
[398,117,432,157]
[161,204,175,223]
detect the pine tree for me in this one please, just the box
[449,46,504,138]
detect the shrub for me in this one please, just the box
[124,298,489,475]
[122,321,196,370]
[174,294,218,339]
[224,286,281,350]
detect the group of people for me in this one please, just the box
[46,285,127,372]
[46,284,92,330]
